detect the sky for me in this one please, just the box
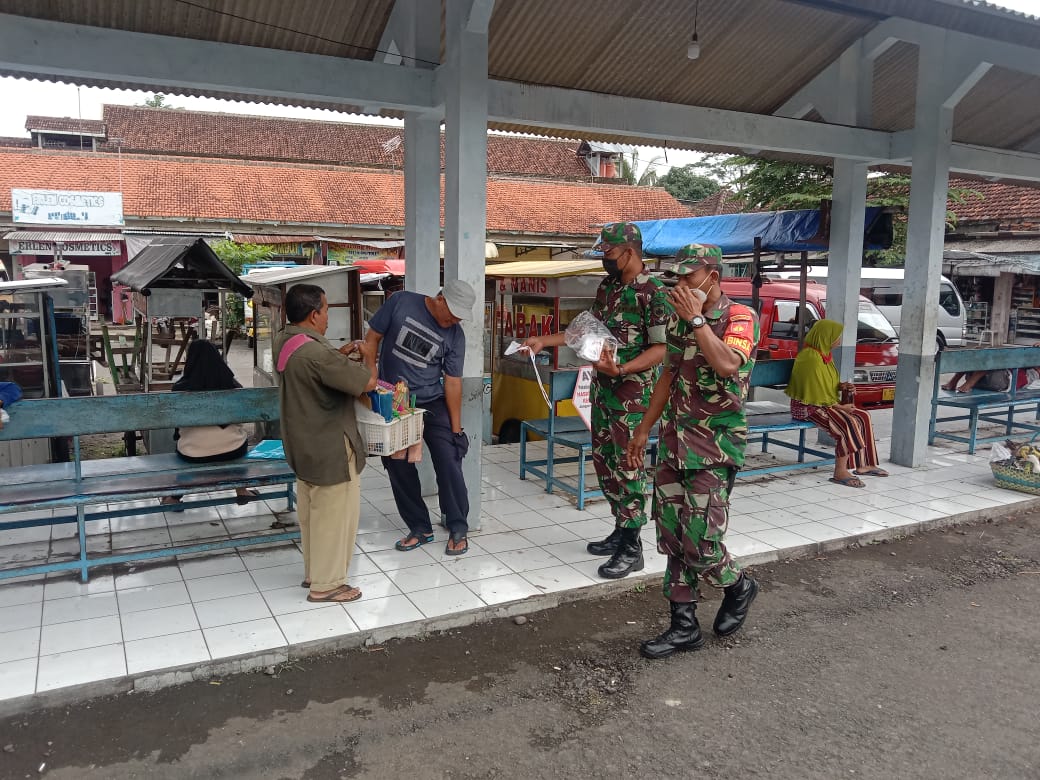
[0,0,1037,179]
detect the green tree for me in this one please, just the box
[696,154,980,265]
[211,240,274,330]
[658,164,723,204]
[139,93,174,108]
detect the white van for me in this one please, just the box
[768,267,967,350]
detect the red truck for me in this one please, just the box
[720,278,899,408]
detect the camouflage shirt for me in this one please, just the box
[659,293,759,469]
[588,271,672,413]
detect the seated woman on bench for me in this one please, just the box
[786,319,888,489]
[942,369,1012,393]
[161,339,257,509]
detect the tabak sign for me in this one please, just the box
[496,306,554,339]
[11,188,125,226]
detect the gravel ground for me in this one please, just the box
[2,508,1038,779]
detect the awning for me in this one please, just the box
[485,259,603,278]
[439,240,499,260]
[232,233,316,245]
[112,236,253,297]
[943,249,1040,277]
[632,207,891,257]
[3,230,124,242]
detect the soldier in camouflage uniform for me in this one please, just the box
[524,222,671,579]
[627,244,761,659]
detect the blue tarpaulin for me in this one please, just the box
[633,206,889,257]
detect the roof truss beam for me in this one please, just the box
[0,12,438,113]
[486,81,892,161]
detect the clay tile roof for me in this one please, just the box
[948,178,1040,223]
[0,151,688,238]
[0,137,33,149]
[25,116,107,136]
[100,105,591,179]
[687,188,745,217]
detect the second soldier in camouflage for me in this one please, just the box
[627,243,761,659]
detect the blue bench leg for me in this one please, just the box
[545,437,555,495]
[286,481,296,511]
[519,427,528,480]
[968,408,980,455]
[576,446,587,510]
[798,429,806,463]
[77,505,89,583]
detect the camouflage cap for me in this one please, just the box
[592,222,642,252]
[665,243,723,276]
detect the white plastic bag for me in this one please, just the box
[990,441,1012,463]
[564,311,618,363]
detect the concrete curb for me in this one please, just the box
[3,495,1038,718]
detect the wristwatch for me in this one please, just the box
[689,315,707,329]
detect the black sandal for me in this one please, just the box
[445,535,469,556]
[395,533,435,552]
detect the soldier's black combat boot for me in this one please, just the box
[586,526,622,556]
[640,601,705,659]
[713,573,759,637]
[597,527,643,579]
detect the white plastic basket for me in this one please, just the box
[358,409,425,456]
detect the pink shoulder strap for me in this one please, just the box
[276,333,315,373]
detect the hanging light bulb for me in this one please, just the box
[687,33,701,60]
[687,0,701,60]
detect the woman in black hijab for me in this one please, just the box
[161,339,257,508]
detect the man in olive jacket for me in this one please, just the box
[275,283,377,603]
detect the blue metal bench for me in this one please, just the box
[518,360,834,508]
[929,346,1040,454]
[0,387,297,582]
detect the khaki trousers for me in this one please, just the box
[297,436,361,592]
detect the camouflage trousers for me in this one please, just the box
[652,462,742,601]
[590,403,648,530]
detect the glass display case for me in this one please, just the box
[485,261,604,441]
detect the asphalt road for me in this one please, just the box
[2,511,1038,780]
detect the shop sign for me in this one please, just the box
[11,188,125,226]
[10,239,121,256]
[328,245,397,264]
[497,307,554,339]
[497,277,550,295]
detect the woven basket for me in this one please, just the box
[990,459,1040,496]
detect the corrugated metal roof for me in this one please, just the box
[0,277,68,293]
[0,0,1038,162]
[112,236,252,296]
[241,264,358,286]
[3,230,124,242]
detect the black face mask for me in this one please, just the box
[602,257,621,278]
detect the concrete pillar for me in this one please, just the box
[442,0,491,527]
[826,160,869,380]
[404,114,442,294]
[890,33,954,467]
[991,272,1014,346]
[400,0,442,295]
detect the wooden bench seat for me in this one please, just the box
[929,347,1040,454]
[0,387,297,582]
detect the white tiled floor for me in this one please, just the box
[1,437,1037,705]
